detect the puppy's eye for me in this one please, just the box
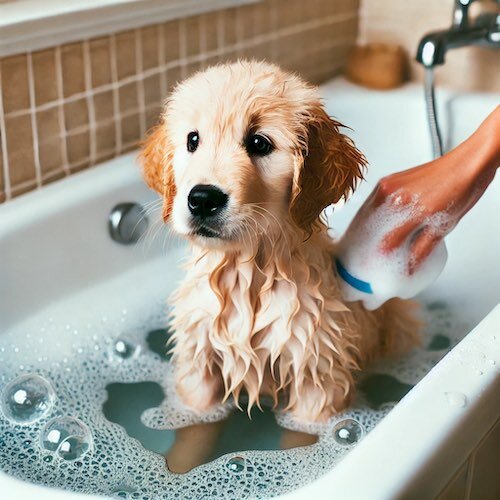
[187,131,199,153]
[246,134,273,157]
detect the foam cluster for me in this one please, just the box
[337,193,449,309]
[0,257,471,498]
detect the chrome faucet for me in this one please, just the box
[416,0,500,67]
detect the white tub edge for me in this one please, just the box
[282,305,500,500]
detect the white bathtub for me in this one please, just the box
[1,78,499,499]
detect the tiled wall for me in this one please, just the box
[0,0,360,203]
[358,0,500,93]
[437,418,500,500]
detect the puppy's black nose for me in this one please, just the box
[188,184,228,219]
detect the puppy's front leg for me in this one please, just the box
[175,368,223,411]
[287,371,354,423]
[174,351,224,412]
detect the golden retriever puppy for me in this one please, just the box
[141,60,420,424]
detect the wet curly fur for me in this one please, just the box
[141,61,420,423]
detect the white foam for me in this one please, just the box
[337,193,449,310]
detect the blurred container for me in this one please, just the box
[346,43,408,90]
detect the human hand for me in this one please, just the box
[363,106,500,274]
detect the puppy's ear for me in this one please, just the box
[140,122,176,222]
[290,103,366,234]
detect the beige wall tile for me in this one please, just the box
[202,12,219,53]
[184,16,201,57]
[1,54,30,113]
[251,41,271,62]
[4,114,36,187]
[95,121,116,154]
[42,169,66,186]
[69,160,91,174]
[11,180,38,198]
[185,62,200,79]
[89,37,112,88]
[167,66,182,93]
[38,136,64,177]
[141,26,160,70]
[253,2,271,37]
[115,30,137,80]
[145,105,162,131]
[272,0,300,30]
[236,4,256,41]
[205,54,221,68]
[67,130,90,165]
[163,20,180,63]
[61,43,86,98]
[36,107,61,141]
[121,113,141,146]
[223,8,238,46]
[300,0,321,21]
[64,98,89,131]
[32,49,58,106]
[469,420,500,500]
[437,461,468,500]
[119,82,139,112]
[93,90,114,122]
[143,74,162,107]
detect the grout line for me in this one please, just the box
[464,452,475,500]
[158,23,167,99]
[0,63,11,200]
[135,28,147,137]
[54,46,70,176]
[62,107,144,138]
[10,178,38,198]
[109,34,122,155]
[82,40,97,165]
[41,169,66,183]
[26,52,42,188]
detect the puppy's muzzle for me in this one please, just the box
[188,184,228,237]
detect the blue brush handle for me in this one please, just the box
[335,258,373,294]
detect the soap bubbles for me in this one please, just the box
[110,339,140,361]
[332,419,364,446]
[1,374,55,424]
[111,487,138,499]
[40,416,93,461]
[226,456,246,473]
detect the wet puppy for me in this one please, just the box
[141,60,420,425]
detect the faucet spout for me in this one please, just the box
[416,25,492,67]
[416,0,499,67]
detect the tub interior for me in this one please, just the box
[1,79,499,499]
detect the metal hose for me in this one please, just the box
[424,68,443,158]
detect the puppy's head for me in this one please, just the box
[141,61,365,248]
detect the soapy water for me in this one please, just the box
[0,257,476,499]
